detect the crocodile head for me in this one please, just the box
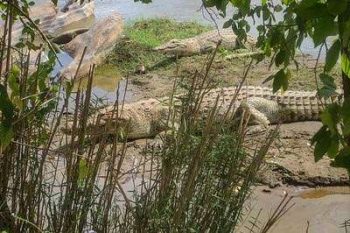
[154,38,201,57]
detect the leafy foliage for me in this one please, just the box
[0,0,60,229]
[202,0,350,172]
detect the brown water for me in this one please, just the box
[74,66,129,103]
[53,52,129,104]
[300,186,350,199]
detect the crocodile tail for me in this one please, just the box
[277,93,337,122]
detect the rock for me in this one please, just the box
[29,1,58,21]
[61,0,74,12]
[1,1,94,44]
[135,64,146,74]
[0,1,58,75]
[0,1,58,45]
[268,181,281,189]
[61,13,124,80]
[51,28,89,45]
[47,1,95,44]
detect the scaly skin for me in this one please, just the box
[153,29,256,57]
[62,86,341,140]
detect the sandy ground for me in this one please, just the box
[257,122,349,187]
[239,185,350,233]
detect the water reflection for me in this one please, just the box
[73,65,132,104]
[299,186,350,199]
[52,51,74,77]
[51,52,129,104]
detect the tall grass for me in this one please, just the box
[0,2,280,232]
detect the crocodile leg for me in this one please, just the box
[243,105,270,127]
[238,97,282,126]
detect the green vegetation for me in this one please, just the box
[203,0,350,172]
[106,18,211,74]
[0,2,283,232]
[127,18,211,48]
[116,61,279,231]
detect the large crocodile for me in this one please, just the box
[153,29,256,57]
[62,86,340,140]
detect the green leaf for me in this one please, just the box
[231,0,250,15]
[269,28,283,48]
[275,49,286,67]
[298,0,318,9]
[318,73,337,98]
[295,3,329,20]
[223,19,233,28]
[340,19,350,47]
[11,96,23,110]
[320,74,336,88]
[324,39,340,72]
[9,65,20,95]
[342,99,350,136]
[272,68,290,93]
[320,103,339,134]
[312,126,331,162]
[78,158,89,186]
[341,53,350,78]
[282,0,294,5]
[0,84,15,120]
[262,74,274,84]
[0,123,14,149]
[318,87,336,99]
[331,148,350,172]
[327,137,339,158]
[262,40,271,56]
[327,0,347,15]
[312,17,337,46]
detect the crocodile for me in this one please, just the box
[62,86,341,140]
[153,29,257,57]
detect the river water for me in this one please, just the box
[92,0,318,55]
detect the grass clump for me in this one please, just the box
[127,18,211,48]
[106,18,211,74]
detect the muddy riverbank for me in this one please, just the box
[241,185,350,233]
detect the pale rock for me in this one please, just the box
[61,12,123,80]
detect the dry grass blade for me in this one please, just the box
[340,218,350,233]
[259,192,295,233]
